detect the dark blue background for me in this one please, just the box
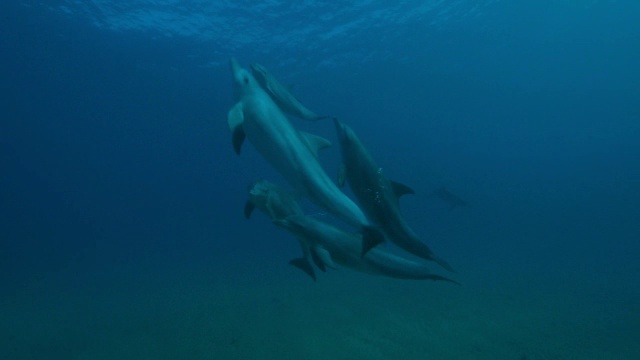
[2,1,639,295]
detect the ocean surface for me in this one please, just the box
[2,1,639,359]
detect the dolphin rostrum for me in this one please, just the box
[274,214,459,283]
[244,179,317,281]
[250,63,330,121]
[227,58,384,255]
[334,119,454,272]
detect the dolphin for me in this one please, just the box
[227,58,384,255]
[334,119,454,272]
[244,179,317,281]
[274,214,459,283]
[431,186,468,210]
[250,63,330,121]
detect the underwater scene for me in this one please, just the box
[2,1,639,359]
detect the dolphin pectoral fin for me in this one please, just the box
[314,246,337,269]
[361,226,385,256]
[231,126,246,155]
[243,200,255,219]
[310,247,326,272]
[227,103,246,154]
[337,163,347,188]
[391,180,415,198]
[299,132,332,158]
[289,258,316,281]
[227,102,244,131]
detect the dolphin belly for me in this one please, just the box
[363,250,458,283]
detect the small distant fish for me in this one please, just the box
[431,186,468,210]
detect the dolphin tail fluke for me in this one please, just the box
[432,255,456,273]
[361,226,385,256]
[426,274,461,285]
[289,258,316,281]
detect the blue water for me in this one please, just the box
[2,1,639,359]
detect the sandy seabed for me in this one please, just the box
[1,254,638,360]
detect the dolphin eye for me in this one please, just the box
[243,76,249,85]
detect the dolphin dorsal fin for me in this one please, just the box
[391,180,415,199]
[300,132,332,158]
[227,102,245,154]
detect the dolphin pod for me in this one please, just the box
[228,58,384,255]
[226,58,457,283]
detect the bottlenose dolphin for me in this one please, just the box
[227,58,384,254]
[431,186,468,210]
[334,119,454,272]
[250,63,329,121]
[274,215,459,283]
[244,180,318,281]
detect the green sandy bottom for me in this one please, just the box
[2,255,638,360]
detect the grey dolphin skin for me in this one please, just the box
[431,186,468,210]
[250,63,330,121]
[274,214,459,284]
[227,59,384,255]
[334,118,454,272]
[244,180,317,281]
